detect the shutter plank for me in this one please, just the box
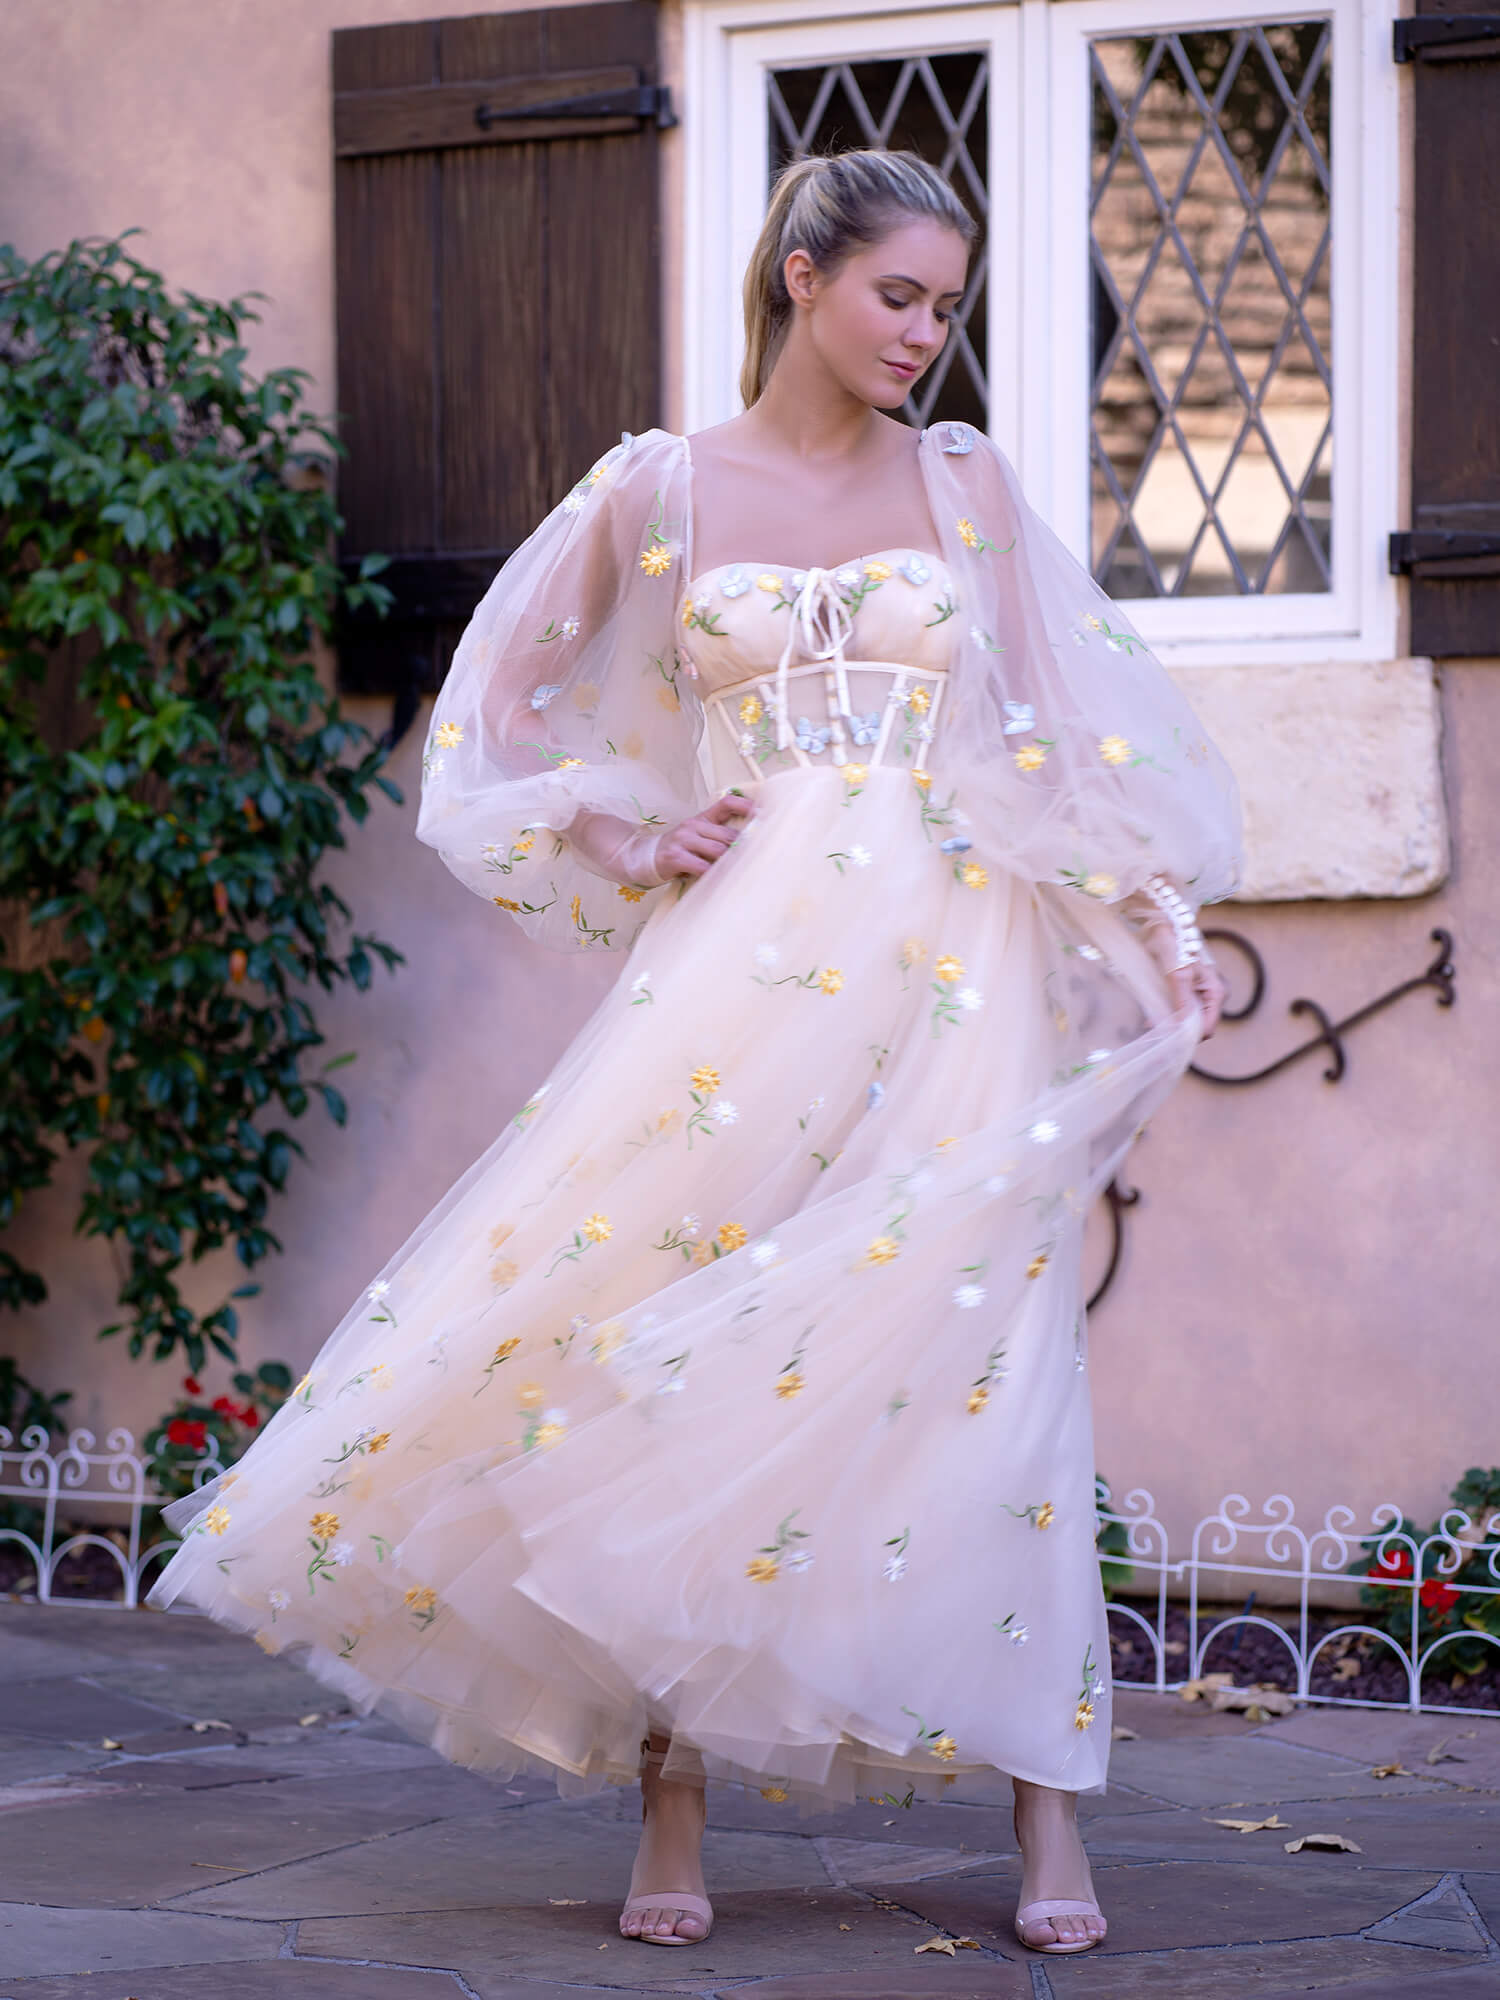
[332,19,437,92]
[334,67,645,158]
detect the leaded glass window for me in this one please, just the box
[1090,24,1333,598]
[766,54,989,432]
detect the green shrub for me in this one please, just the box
[1347,1467,1500,1680]
[0,234,400,1374]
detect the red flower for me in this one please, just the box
[239,1403,260,1429]
[1372,1546,1413,1581]
[183,1376,203,1396]
[211,1395,238,1419]
[1420,1577,1460,1615]
[166,1418,207,1449]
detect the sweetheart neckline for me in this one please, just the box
[682,546,951,597]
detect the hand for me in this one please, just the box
[1166,957,1227,1038]
[655,793,756,881]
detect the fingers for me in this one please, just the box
[659,797,755,879]
[702,791,755,826]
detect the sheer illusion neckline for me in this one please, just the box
[682,547,952,600]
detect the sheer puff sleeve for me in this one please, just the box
[414,428,708,953]
[925,423,1243,912]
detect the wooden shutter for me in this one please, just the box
[1393,5,1500,657]
[331,3,670,699]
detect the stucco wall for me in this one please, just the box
[0,0,1494,1577]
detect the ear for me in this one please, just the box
[783,247,819,309]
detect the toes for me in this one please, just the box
[673,1909,708,1940]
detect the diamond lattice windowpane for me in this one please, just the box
[767,53,989,432]
[1090,21,1333,596]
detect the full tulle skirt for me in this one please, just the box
[152,764,1197,1805]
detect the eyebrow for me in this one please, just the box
[878,271,965,301]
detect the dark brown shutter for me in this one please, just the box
[331,3,669,698]
[1395,4,1500,657]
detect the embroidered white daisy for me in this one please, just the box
[984,1173,1012,1195]
[331,1540,356,1567]
[749,1238,781,1269]
[1077,944,1103,961]
[680,1214,701,1239]
[867,1080,886,1111]
[366,1280,391,1302]
[1010,1623,1030,1647]
[569,1314,590,1337]
[561,490,587,515]
[1086,1047,1113,1065]
[1029,1119,1061,1145]
[754,943,781,969]
[425,756,445,776]
[630,971,652,996]
[711,1098,740,1125]
[848,844,873,868]
[561,616,581,639]
[267,1587,290,1611]
[806,1094,825,1114]
[953,1283,986,1310]
[956,987,984,1012]
[785,1549,815,1575]
[883,1552,909,1582]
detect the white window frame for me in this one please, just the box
[680,0,1402,668]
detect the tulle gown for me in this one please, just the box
[153,423,1241,1806]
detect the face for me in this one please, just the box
[785,214,970,408]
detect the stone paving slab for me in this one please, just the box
[1254,1961,1500,2000]
[1270,1708,1500,1791]
[182,1805,834,1920]
[0,1676,187,1746]
[878,1855,1442,1954]
[1041,1937,1468,1997]
[0,1901,279,1978]
[1079,1790,1500,1870]
[0,1963,468,1999]
[294,1884,1020,1988]
[703,1969,1031,1998]
[1102,1732,1442,1807]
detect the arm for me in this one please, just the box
[1118,872,1227,1037]
[568,793,756,890]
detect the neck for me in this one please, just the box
[743,339,886,464]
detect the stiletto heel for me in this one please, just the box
[1014,1897,1106,1954]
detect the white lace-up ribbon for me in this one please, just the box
[774,569,855,753]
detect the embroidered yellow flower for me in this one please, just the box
[967,1386,989,1415]
[1014,743,1047,772]
[756,572,783,592]
[490,1337,521,1364]
[866,1236,901,1265]
[746,1555,780,1582]
[656,1107,682,1133]
[960,862,988,889]
[534,1421,567,1449]
[691,1064,721,1094]
[1099,735,1132,765]
[405,1585,438,1613]
[204,1505,231,1536]
[718,1221,748,1252]
[657,683,681,712]
[640,544,672,576]
[818,967,845,995]
[369,1362,392,1389]
[1036,1501,1056,1530]
[309,1512,340,1539]
[911,768,933,791]
[591,1320,626,1363]
[572,683,600,710]
[557,757,586,771]
[689,1240,715,1266]
[489,1222,515,1249]
[516,1381,545,1411]
[908,685,931,714]
[864,559,893,580]
[934,954,964,984]
[1082,613,1105,632]
[842,762,868,787]
[760,1784,790,1802]
[682,600,696,626]
[935,1135,958,1152]
[1083,873,1118,899]
[1027,1252,1050,1280]
[776,1371,805,1400]
[582,1212,613,1243]
[901,939,928,967]
[956,518,980,548]
[433,721,464,749]
[588,464,606,484]
[294,1375,314,1398]
[493,896,521,913]
[1074,1700,1095,1730]
[930,1734,958,1761]
[490,1257,519,1287]
[739,694,763,726]
[569,894,582,927]
[514,832,535,853]
[367,1432,391,1453]
[618,884,645,902]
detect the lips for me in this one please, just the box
[885,360,920,379]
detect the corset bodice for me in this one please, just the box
[678,549,961,788]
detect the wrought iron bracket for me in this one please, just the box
[475,84,676,131]
[1087,1176,1140,1314]
[1393,14,1500,61]
[1189,927,1456,1087]
[1389,529,1500,574]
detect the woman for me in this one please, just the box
[153,151,1239,1960]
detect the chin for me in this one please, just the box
[864,376,917,410]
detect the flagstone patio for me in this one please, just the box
[0,1601,1495,1998]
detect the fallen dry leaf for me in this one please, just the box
[1371,1762,1410,1779]
[100,1737,122,1751]
[1209,1814,1290,1833]
[838,1922,853,1931]
[915,1937,958,1955]
[297,1712,322,1728]
[189,1719,232,1733]
[1426,1738,1466,1765]
[1111,1725,1140,1741]
[1284,1832,1363,1853]
[1331,1658,1361,1681]
[1207,1684,1297,1718]
[956,1936,981,1949]
[1179,1672,1235,1702]
[547,1897,587,1906]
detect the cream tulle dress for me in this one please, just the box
[154,422,1242,1806]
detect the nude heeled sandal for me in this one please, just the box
[1013,1898,1107,1954]
[619,1740,715,1947]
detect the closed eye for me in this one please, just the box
[882,292,955,323]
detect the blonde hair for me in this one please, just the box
[740,149,978,408]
